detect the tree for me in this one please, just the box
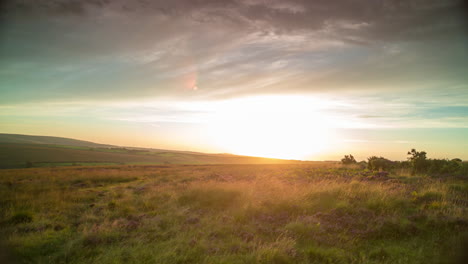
[407,149,427,174]
[341,154,357,165]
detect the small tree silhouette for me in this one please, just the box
[341,154,357,165]
[407,149,427,175]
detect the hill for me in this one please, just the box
[0,134,306,168]
[0,133,113,148]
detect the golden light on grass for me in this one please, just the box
[206,95,334,160]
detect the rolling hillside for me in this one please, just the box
[0,134,305,168]
[0,133,113,148]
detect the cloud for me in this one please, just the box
[3,0,466,39]
[0,0,467,104]
[2,92,468,129]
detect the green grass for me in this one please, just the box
[0,164,467,263]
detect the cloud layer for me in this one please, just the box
[1,0,467,101]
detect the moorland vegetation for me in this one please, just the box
[0,150,467,263]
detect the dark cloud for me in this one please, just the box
[2,0,466,42]
[0,0,467,104]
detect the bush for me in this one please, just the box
[427,159,447,174]
[362,150,466,177]
[457,162,468,177]
[426,159,466,176]
[367,156,394,171]
[357,161,367,169]
[442,159,463,174]
[341,155,356,165]
[407,149,428,174]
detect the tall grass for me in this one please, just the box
[0,164,467,263]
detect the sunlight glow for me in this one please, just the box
[204,96,334,160]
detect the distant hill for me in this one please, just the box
[0,133,113,148]
[0,133,306,168]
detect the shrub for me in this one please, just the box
[457,162,468,177]
[427,159,448,174]
[425,158,465,176]
[367,156,394,171]
[357,161,367,169]
[407,149,428,174]
[441,159,462,174]
[341,155,356,165]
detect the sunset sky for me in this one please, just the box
[1,0,467,160]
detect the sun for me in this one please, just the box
[206,95,334,160]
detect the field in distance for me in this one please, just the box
[0,134,307,169]
[1,164,467,263]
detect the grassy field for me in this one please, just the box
[0,164,467,263]
[0,144,304,169]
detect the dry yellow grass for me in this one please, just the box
[1,164,467,263]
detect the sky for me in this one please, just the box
[1,0,468,161]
